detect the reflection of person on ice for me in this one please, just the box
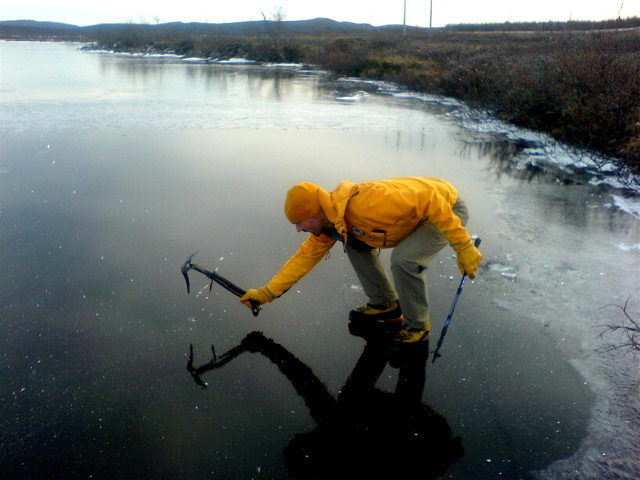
[240,177,482,348]
[188,329,464,478]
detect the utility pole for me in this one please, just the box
[430,0,433,28]
[403,0,407,35]
[618,0,625,19]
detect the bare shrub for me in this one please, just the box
[597,299,640,354]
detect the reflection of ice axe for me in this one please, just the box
[181,252,261,316]
[432,237,481,364]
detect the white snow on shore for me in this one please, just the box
[215,57,256,64]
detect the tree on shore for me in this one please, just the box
[262,6,288,62]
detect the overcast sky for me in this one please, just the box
[1,0,638,28]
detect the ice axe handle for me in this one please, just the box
[206,273,262,317]
[211,280,261,317]
[182,252,261,316]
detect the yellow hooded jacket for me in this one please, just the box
[266,177,472,297]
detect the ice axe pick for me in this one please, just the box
[181,252,261,316]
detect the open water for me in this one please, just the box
[1,41,639,479]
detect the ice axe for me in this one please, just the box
[181,252,261,316]
[431,237,481,364]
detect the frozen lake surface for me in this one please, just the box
[1,41,639,479]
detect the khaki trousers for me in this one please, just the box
[346,198,469,329]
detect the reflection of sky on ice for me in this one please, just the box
[1,42,639,479]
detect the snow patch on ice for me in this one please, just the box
[216,58,256,64]
[616,243,640,252]
[264,63,305,69]
[335,91,369,102]
[181,57,210,63]
[612,195,640,220]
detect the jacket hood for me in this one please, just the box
[318,181,358,243]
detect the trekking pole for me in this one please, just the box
[431,237,481,364]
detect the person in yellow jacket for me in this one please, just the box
[240,177,482,345]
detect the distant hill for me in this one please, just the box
[0,19,83,39]
[0,18,394,41]
[2,17,638,41]
[1,19,81,30]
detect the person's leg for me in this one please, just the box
[391,199,470,332]
[346,244,403,322]
[345,245,397,306]
[390,223,447,331]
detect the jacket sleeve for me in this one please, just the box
[266,234,336,296]
[415,189,471,250]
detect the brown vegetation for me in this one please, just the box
[309,28,640,178]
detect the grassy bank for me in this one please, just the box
[89,21,640,179]
[313,28,640,179]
